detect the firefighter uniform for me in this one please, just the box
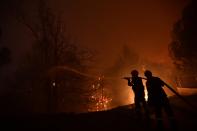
[128,70,149,118]
[145,70,176,130]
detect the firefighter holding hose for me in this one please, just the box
[144,70,177,130]
[124,70,149,119]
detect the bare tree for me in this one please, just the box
[15,0,93,113]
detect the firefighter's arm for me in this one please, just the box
[159,78,165,87]
[122,77,133,86]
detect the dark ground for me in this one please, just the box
[1,94,197,131]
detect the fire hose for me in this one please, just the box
[49,66,197,110]
[123,77,197,111]
[162,81,197,111]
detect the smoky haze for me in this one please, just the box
[0,0,190,111]
[0,0,188,74]
[53,0,188,106]
[56,0,188,67]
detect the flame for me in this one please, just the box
[88,76,112,112]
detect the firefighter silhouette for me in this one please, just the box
[126,70,149,118]
[144,70,176,130]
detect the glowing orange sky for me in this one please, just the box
[53,0,189,69]
[0,0,189,72]
[57,0,190,107]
